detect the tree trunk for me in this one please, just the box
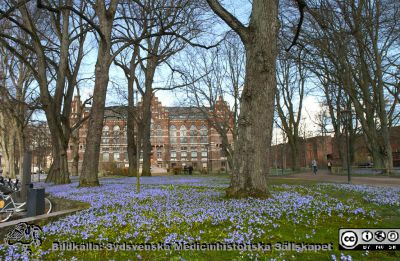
[289,139,300,171]
[141,59,157,177]
[46,130,71,184]
[127,77,137,176]
[16,131,25,179]
[141,88,153,177]
[79,1,118,186]
[226,0,278,198]
[71,130,80,176]
[79,56,109,186]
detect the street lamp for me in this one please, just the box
[342,109,352,184]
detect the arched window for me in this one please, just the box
[170,125,177,144]
[113,125,120,135]
[200,125,208,143]
[190,125,197,143]
[180,125,187,143]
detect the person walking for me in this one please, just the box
[327,160,332,173]
[312,159,318,175]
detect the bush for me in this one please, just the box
[172,167,182,175]
[100,163,132,176]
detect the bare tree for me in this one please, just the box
[306,0,399,173]
[0,0,89,184]
[113,0,204,177]
[275,48,307,170]
[179,34,244,171]
[0,20,37,179]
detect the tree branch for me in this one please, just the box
[206,0,248,41]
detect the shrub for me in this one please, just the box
[100,162,132,176]
[172,167,182,175]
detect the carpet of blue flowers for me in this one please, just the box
[1,175,400,260]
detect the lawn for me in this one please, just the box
[1,175,399,260]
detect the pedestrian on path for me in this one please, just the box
[327,160,332,173]
[312,159,318,175]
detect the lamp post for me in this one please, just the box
[342,109,352,184]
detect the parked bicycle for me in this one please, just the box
[0,176,52,222]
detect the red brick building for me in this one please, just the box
[67,96,234,173]
[271,126,400,170]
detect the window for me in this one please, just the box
[201,146,208,158]
[103,126,109,136]
[155,125,163,143]
[170,149,176,160]
[114,152,120,161]
[200,125,208,143]
[190,147,197,159]
[190,125,197,143]
[180,125,187,143]
[170,125,177,144]
[102,153,109,161]
[151,123,155,137]
[181,146,187,161]
[157,147,162,160]
[113,125,120,136]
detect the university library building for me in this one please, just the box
[67,96,234,173]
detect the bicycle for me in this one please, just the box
[0,176,52,222]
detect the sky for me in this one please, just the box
[74,0,323,144]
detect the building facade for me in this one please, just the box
[67,96,233,173]
[271,126,400,170]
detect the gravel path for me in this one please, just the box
[274,171,400,187]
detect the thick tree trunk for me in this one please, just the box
[79,57,109,186]
[226,0,278,198]
[79,1,118,186]
[46,131,70,184]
